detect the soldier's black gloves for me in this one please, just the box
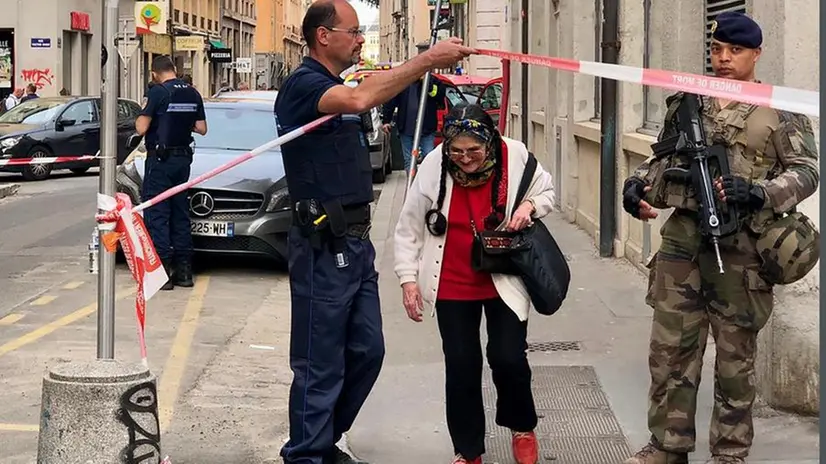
[720,175,765,212]
[622,177,647,219]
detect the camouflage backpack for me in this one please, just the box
[756,210,820,285]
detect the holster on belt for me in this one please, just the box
[321,199,348,254]
[154,144,193,161]
[294,199,324,249]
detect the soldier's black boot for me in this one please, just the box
[174,259,194,288]
[161,259,175,291]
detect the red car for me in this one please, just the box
[432,74,503,145]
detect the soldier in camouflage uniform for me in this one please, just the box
[620,12,820,464]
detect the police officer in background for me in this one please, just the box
[136,55,207,291]
[274,1,474,463]
[621,12,819,464]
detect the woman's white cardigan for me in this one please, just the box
[393,137,556,322]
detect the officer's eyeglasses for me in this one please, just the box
[323,26,365,38]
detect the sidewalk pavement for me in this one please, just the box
[349,172,819,464]
[0,183,19,200]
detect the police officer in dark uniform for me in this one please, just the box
[136,55,207,290]
[274,1,475,463]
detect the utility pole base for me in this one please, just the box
[37,360,160,464]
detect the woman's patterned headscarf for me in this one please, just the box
[441,117,497,187]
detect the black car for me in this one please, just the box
[0,96,141,180]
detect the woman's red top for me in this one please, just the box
[437,144,509,301]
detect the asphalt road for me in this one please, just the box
[0,170,298,463]
[0,170,101,320]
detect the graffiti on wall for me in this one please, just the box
[20,68,54,90]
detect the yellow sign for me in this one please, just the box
[175,36,204,51]
[135,1,168,35]
[143,33,172,55]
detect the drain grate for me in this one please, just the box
[481,365,631,464]
[527,341,582,352]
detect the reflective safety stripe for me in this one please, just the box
[167,103,198,113]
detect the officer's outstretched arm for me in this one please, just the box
[318,38,475,115]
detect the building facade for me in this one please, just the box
[463,0,506,77]
[362,22,380,64]
[220,0,257,88]
[172,0,223,95]
[503,0,819,415]
[118,0,225,101]
[281,0,307,76]
[254,0,284,89]
[0,0,102,100]
[378,0,430,63]
[378,0,506,78]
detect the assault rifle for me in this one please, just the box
[649,93,739,273]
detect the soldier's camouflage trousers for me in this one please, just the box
[644,212,774,458]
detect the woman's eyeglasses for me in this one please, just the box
[447,147,486,160]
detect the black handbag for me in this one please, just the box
[469,153,571,315]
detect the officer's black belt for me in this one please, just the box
[161,147,193,157]
[291,204,370,224]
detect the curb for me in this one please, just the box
[0,183,19,200]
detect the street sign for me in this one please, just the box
[236,57,252,74]
[115,32,140,65]
[31,38,51,48]
[208,47,232,62]
[175,36,204,51]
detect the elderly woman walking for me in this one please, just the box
[393,104,556,464]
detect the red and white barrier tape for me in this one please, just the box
[95,114,336,361]
[94,46,821,362]
[478,49,819,117]
[0,154,98,167]
[98,193,166,366]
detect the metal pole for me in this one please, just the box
[499,59,510,135]
[405,0,443,191]
[520,0,528,143]
[598,0,620,257]
[97,0,119,359]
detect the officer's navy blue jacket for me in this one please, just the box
[274,57,373,207]
[141,78,205,149]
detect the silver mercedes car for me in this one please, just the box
[215,89,393,183]
[116,93,293,263]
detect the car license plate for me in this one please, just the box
[190,220,234,237]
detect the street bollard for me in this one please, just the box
[37,360,160,463]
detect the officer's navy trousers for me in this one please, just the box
[142,155,193,261]
[281,226,385,464]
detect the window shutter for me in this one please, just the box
[704,0,747,74]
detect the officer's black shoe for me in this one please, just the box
[330,446,369,464]
[174,260,194,288]
[161,259,175,291]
